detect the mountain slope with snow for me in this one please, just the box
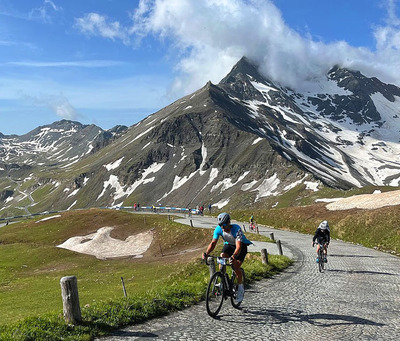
[1,57,400,217]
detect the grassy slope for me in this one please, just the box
[233,202,400,255]
[0,209,290,340]
[0,210,209,324]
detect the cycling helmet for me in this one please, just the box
[217,212,231,226]
[318,220,329,231]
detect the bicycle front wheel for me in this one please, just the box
[318,249,324,272]
[230,268,245,309]
[206,272,225,318]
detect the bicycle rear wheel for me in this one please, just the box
[206,272,225,317]
[230,268,245,309]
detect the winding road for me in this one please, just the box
[99,215,400,340]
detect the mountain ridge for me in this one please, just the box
[1,57,400,217]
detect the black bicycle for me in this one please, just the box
[315,242,327,272]
[205,256,245,318]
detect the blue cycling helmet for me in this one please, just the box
[217,212,230,226]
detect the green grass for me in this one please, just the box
[0,254,291,340]
[0,209,292,340]
[233,203,400,255]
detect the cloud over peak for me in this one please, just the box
[75,0,400,94]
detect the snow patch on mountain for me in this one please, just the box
[98,162,165,204]
[211,171,250,194]
[254,173,280,200]
[104,157,124,171]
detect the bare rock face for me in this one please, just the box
[2,57,400,215]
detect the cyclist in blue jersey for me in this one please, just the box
[202,212,252,302]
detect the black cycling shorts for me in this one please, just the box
[221,243,248,262]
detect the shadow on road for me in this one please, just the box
[109,331,158,338]
[241,307,385,327]
[329,254,375,258]
[327,269,396,276]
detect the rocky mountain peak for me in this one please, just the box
[2,57,400,217]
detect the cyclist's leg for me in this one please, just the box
[220,244,235,269]
[232,260,243,283]
[232,245,248,284]
[220,244,234,258]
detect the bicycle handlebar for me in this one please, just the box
[204,255,232,266]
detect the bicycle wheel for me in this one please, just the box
[230,268,245,309]
[206,272,225,317]
[318,249,324,272]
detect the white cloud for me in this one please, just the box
[29,0,62,23]
[74,13,131,44]
[24,93,79,120]
[73,0,400,96]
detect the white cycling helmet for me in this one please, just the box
[217,212,230,226]
[318,220,329,231]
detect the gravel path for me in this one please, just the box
[98,216,400,340]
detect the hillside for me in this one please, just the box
[0,209,211,324]
[1,57,400,217]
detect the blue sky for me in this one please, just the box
[1,0,400,135]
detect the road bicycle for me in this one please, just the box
[204,256,246,318]
[249,222,258,233]
[314,242,327,272]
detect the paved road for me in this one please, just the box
[99,216,400,340]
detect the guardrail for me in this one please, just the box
[0,205,204,222]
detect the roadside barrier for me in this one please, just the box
[60,276,82,325]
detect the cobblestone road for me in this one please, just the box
[99,216,400,340]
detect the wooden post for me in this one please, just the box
[269,232,274,240]
[207,256,216,278]
[121,277,127,297]
[60,276,82,324]
[190,219,193,227]
[261,248,268,264]
[277,240,283,255]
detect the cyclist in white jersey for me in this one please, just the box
[202,213,252,302]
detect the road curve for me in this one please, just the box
[99,216,400,340]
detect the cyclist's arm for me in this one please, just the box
[312,229,319,242]
[204,239,218,257]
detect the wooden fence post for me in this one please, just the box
[121,277,127,297]
[277,240,283,255]
[261,248,268,264]
[207,257,216,278]
[269,232,275,241]
[60,276,82,324]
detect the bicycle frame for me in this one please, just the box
[317,243,326,272]
[205,256,245,317]
[214,257,236,296]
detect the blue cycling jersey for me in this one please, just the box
[213,224,252,246]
